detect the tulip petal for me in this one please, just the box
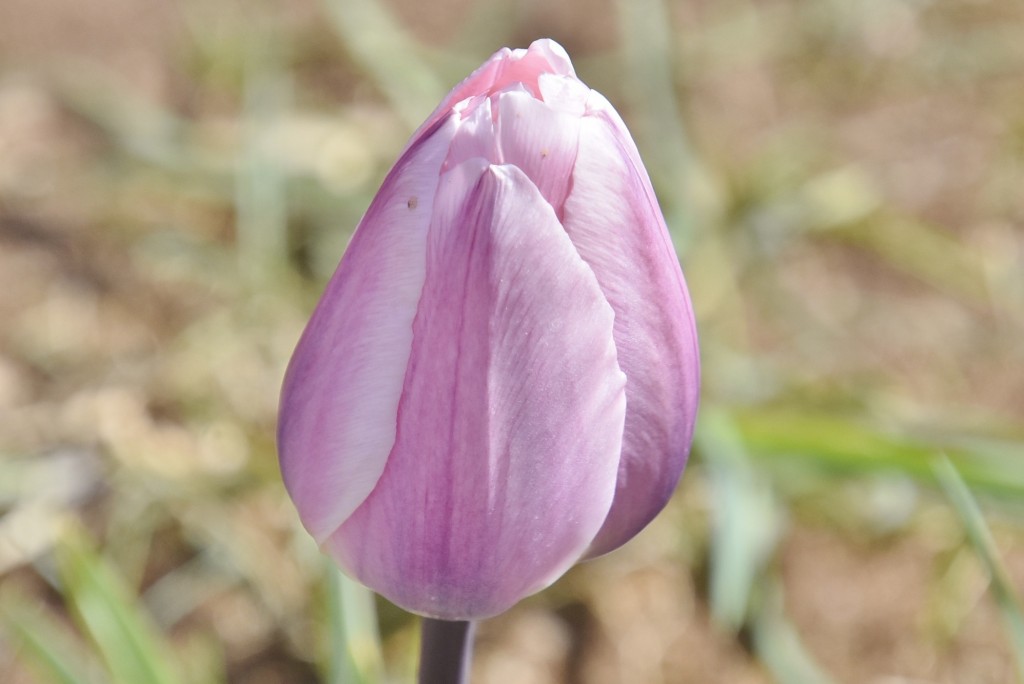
[494,90,580,215]
[537,73,589,118]
[445,97,498,171]
[328,162,626,619]
[278,117,458,543]
[416,39,576,141]
[562,111,701,558]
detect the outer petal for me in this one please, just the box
[563,107,701,558]
[327,162,626,619]
[278,117,458,543]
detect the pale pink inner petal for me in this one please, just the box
[494,90,580,216]
[444,97,499,171]
[486,48,562,98]
[415,39,577,140]
[562,113,701,558]
[536,73,590,117]
[522,39,575,78]
[278,118,458,543]
[328,162,626,619]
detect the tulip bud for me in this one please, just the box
[279,39,699,620]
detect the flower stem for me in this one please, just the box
[418,618,476,684]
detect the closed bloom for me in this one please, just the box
[278,39,699,620]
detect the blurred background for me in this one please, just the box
[1,0,1023,682]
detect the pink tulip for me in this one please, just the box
[278,39,699,620]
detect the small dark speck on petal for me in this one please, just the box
[407,196,418,210]
[541,148,549,158]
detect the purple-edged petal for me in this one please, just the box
[327,162,626,619]
[278,117,458,543]
[562,110,701,558]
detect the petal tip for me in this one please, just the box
[527,39,576,76]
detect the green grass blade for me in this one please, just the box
[0,596,105,684]
[325,562,384,684]
[236,65,291,281]
[55,525,184,684]
[933,456,1024,680]
[699,409,781,631]
[831,216,990,305]
[321,0,444,131]
[733,408,1024,499]
[752,581,838,684]
[615,0,708,242]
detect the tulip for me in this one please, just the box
[278,39,699,621]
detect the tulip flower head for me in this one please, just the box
[279,39,699,620]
